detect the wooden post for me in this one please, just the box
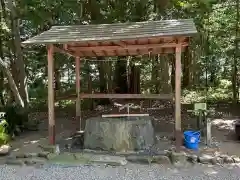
[47,45,55,145]
[75,56,81,131]
[206,118,212,146]
[175,45,182,152]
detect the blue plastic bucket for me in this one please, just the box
[184,131,200,150]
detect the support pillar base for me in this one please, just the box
[175,130,182,152]
[75,116,81,131]
[49,125,56,145]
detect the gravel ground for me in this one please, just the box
[1,164,240,180]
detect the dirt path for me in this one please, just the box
[6,101,240,157]
[8,115,75,155]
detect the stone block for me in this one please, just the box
[126,155,151,164]
[215,157,224,164]
[5,158,24,166]
[16,153,28,158]
[38,144,56,153]
[232,156,240,163]
[38,152,50,159]
[186,154,198,163]
[0,145,11,156]
[169,151,187,164]
[152,155,171,164]
[84,116,154,152]
[90,155,127,166]
[198,154,214,164]
[24,158,46,166]
[223,156,234,164]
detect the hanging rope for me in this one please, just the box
[82,58,128,62]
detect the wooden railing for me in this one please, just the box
[56,93,173,100]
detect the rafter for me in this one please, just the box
[73,47,186,57]
[112,41,127,47]
[53,45,78,57]
[69,42,188,52]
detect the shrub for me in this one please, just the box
[0,118,9,145]
[4,104,28,136]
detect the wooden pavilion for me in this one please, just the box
[22,19,197,151]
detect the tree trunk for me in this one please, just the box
[171,56,176,91]
[54,64,60,99]
[159,55,171,93]
[97,58,109,105]
[0,58,24,107]
[114,58,128,93]
[129,63,140,94]
[154,55,160,93]
[87,62,93,110]
[151,57,156,93]
[0,71,4,106]
[7,0,29,108]
[55,69,60,91]
[183,47,190,88]
[193,46,201,87]
[233,0,239,103]
[209,60,217,86]
[97,59,107,93]
[0,13,5,106]
[106,60,113,93]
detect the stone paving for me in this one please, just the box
[1,109,240,168]
[2,134,240,168]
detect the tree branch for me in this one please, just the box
[0,57,24,107]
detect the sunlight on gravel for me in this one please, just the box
[212,119,236,130]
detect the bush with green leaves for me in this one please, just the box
[4,104,28,136]
[0,118,9,145]
[183,79,232,104]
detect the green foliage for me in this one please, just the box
[57,100,75,108]
[0,118,9,145]
[183,79,233,103]
[0,0,239,113]
[4,104,28,136]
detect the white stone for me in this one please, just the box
[199,154,214,164]
[187,154,198,163]
[0,144,11,155]
[233,156,240,163]
[223,156,234,164]
[215,157,223,164]
[169,151,187,164]
[90,155,127,166]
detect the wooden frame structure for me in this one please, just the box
[22,19,197,151]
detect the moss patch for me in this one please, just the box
[47,153,91,165]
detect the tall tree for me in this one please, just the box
[232,0,239,102]
[7,0,29,107]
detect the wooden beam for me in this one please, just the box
[102,114,149,118]
[56,93,173,101]
[53,45,78,57]
[57,94,173,100]
[75,56,81,131]
[69,42,188,52]
[79,93,173,99]
[75,47,187,57]
[175,44,182,152]
[47,44,55,145]
[112,41,127,47]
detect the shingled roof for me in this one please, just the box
[22,19,197,45]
